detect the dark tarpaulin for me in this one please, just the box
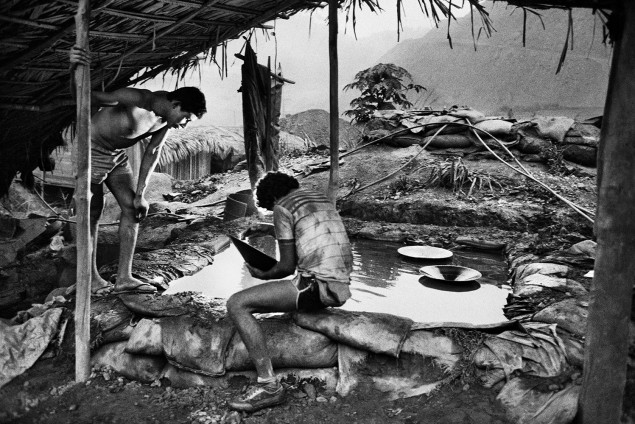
[241,43,282,190]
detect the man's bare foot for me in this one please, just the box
[112,276,157,294]
[91,275,113,296]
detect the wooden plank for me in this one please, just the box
[73,0,92,384]
[579,2,635,423]
[327,0,339,205]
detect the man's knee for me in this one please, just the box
[226,293,244,317]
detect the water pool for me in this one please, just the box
[164,237,511,325]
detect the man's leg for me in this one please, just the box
[89,183,112,294]
[226,279,298,412]
[105,172,156,293]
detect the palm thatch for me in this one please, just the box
[0,0,613,196]
[158,125,244,167]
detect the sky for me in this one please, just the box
[138,2,472,127]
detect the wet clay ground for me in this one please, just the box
[1,141,601,423]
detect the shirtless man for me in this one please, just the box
[70,47,207,295]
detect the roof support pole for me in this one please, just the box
[73,0,93,383]
[327,0,339,205]
[579,2,635,422]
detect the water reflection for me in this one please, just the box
[165,238,511,325]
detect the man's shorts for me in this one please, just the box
[294,275,327,311]
[91,144,133,185]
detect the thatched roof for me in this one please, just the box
[158,125,243,167]
[0,0,614,196]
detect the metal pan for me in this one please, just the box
[419,265,482,282]
[397,245,453,260]
[229,235,278,271]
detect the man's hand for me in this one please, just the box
[69,46,91,68]
[133,196,150,222]
[240,223,275,240]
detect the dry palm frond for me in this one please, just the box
[424,157,503,197]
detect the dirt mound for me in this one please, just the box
[280,109,362,149]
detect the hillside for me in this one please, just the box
[379,2,612,119]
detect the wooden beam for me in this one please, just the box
[578,2,635,423]
[327,0,339,205]
[89,30,214,42]
[73,0,92,384]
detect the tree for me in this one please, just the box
[343,63,425,123]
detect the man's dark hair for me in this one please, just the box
[255,172,300,210]
[168,87,207,118]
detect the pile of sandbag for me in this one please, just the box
[365,107,600,167]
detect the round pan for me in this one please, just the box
[397,245,453,260]
[419,265,482,282]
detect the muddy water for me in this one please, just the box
[164,237,511,325]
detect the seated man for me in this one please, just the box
[227,171,353,413]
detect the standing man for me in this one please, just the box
[227,171,353,413]
[70,47,207,295]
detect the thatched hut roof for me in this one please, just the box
[158,125,244,167]
[0,0,613,196]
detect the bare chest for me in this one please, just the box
[92,105,166,148]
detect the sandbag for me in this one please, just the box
[515,262,568,283]
[0,308,63,389]
[388,134,424,148]
[294,309,413,358]
[563,122,600,146]
[400,330,462,371]
[118,292,226,319]
[514,274,587,297]
[101,321,135,345]
[336,344,369,396]
[422,133,472,148]
[562,144,597,167]
[91,296,133,333]
[224,317,337,371]
[517,135,553,154]
[161,363,339,391]
[161,316,235,376]
[473,323,569,387]
[125,318,163,356]
[497,377,580,424]
[91,341,166,383]
[98,243,215,289]
[474,119,513,137]
[533,299,588,337]
[565,240,596,258]
[447,107,486,123]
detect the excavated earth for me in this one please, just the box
[2,139,631,424]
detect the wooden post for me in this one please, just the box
[579,2,635,422]
[327,0,339,204]
[73,0,92,383]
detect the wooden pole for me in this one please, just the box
[579,3,635,422]
[73,0,92,383]
[327,0,339,204]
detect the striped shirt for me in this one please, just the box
[273,188,353,285]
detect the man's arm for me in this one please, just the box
[246,240,296,280]
[69,46,151,108]
[133,126,170,220]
